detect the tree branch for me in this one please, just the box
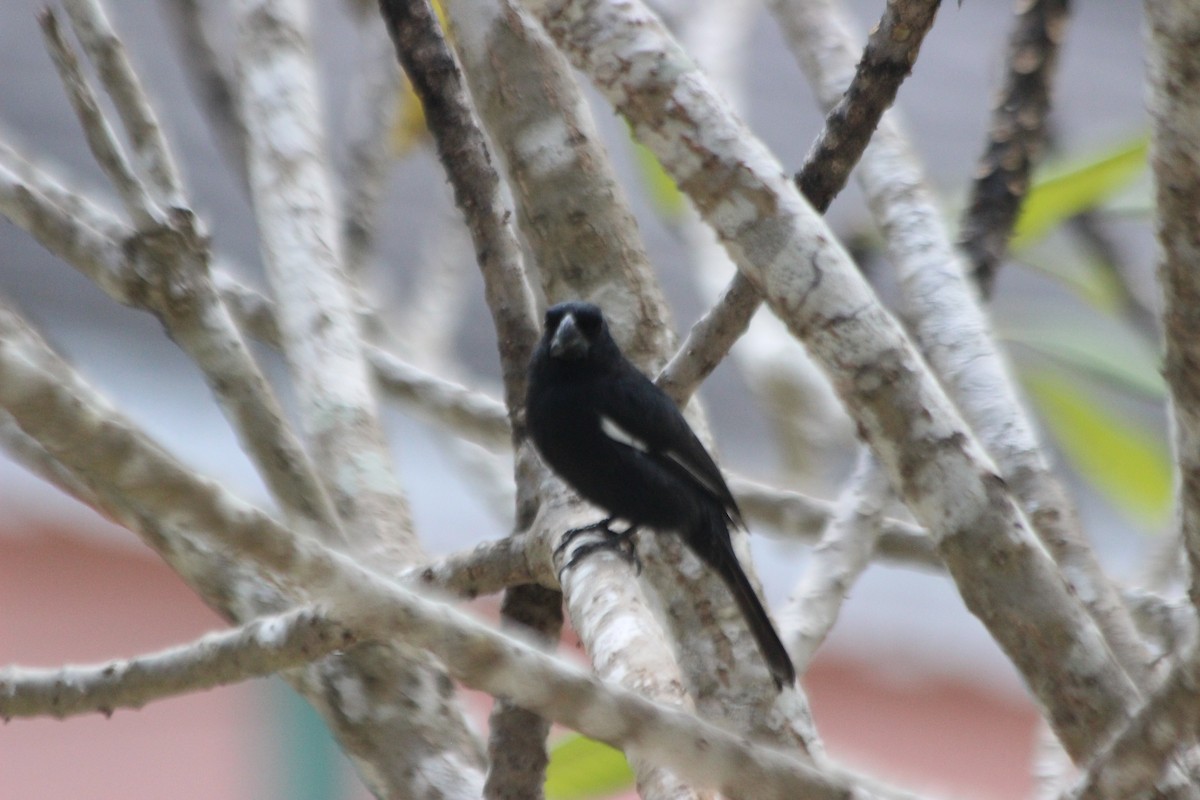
[776,0,1153,691]
[658,0,943,404]
[4,108,346,540]
[339,13,403,279]
[957,0,1068,297]
[0,143,129,294]
[0,303,925,799]
[403,535,549,600]
[1,608,352,721]
[780,451,894,673]
[374,6,557,800]
[158,0,251,194]
[38,9,159,228]
[377,0,539,422]
[62,0,186,206]
[237,0,416,561]
[1149,0,1200,619]
[522,0,1140,761]
[1067,641,1200,800]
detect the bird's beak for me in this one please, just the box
[549,312,588,359]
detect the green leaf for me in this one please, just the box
[1002,324,1163,398]
[1020,366,1171,525]
[632,138,686,220]
[545,734,635,799]
[1014,136,1149,248]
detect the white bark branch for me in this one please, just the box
[0,411,100,510]
[657,0,941,408]
[780,450,893,673]
[0,608,350,721]
[729,476,936,568]
[675,0,852,483]
[236,0,416,564]
[0,306,924,800]
[0,144,129,296]
[63,0,186,206]
[403,535,548,598]
[521,0,1139,761]
[38,9,160,228]
[1066,641,1200,800]
[541,483,713,799]
[446,0,802,729]
[769,0,1153,689]
[1,140,346,540]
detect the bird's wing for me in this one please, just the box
[597,367,744,525]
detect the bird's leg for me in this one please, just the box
[607,522,642,573]
[557,520,642,573]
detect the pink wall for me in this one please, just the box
[1,531,262,800]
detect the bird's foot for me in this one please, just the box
[554,516,615,558]
[555,518,642,573]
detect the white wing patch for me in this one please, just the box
[601,415,728,503]
[600,415,649,453]
[664,449,723,497]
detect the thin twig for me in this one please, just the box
[658,0,944,404]
[0,608,352,721]
[404,534,548,598]
[340,13,403,278]
[63,0,186,205]
[158,0,251,193]
[957,0,1068,297]
[780,451,893,673]
[378,0,539,423]
[38,9,159,228]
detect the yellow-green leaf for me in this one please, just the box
[388,0,448,157]
[1014,136,1148,248]
[545,734,635,800]
[1021,366,1171,526]
[390,78,430,157]
[632,138,686,220]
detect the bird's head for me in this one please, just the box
[541,301,612,362]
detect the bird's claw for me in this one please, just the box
[553,516,615,560]
[555,519,642,574]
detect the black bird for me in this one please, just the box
[526,301,796,689]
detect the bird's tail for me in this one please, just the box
[691,507,796,690]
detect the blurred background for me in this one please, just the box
[0,1,1161,798]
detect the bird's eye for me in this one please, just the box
[578,310,602,336]
[544,309,562,331]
